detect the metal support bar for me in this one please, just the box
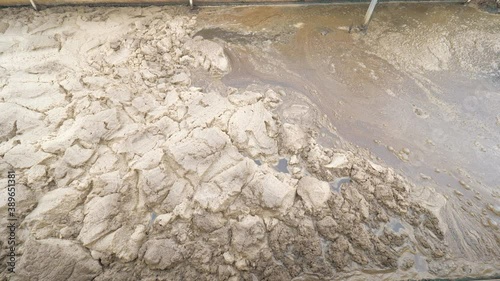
[363,0,378,29]
[29,0,38,10]
[0,0,467,7]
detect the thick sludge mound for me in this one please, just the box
[0,7,446,281]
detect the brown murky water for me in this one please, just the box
[195,3,500,262]
[198,5,499,181]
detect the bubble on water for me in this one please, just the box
[430,128,449,145]
[463,95,479,113]
[410,148,426,168]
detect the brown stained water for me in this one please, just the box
[196,3,500,251]
[200,5,500,271]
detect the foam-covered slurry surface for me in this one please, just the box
[0,6,497,281]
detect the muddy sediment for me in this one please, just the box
[0,4,499,281]
[195,5,500,271]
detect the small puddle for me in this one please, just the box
[274,158,289,173]
[329,177,351,193]
[389,218,405,232]
[147,211,157,230]
[414,254,429,272]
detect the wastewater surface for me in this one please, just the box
[195,4,500,220]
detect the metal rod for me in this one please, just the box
[363,0,378,29]
[29,0,38,10]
